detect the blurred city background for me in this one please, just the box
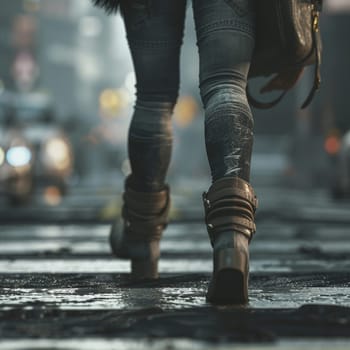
[0,0,349,212]
[1,1,350,348]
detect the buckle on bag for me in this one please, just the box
[313,12,319,32]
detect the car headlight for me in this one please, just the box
[6,146,32,167]
[43,137,72,171]
[0,147,5,166]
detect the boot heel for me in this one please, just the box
[207,247,249,304]
[202,176,257,305]
[131,259,159,279]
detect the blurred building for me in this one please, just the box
[0,1,38,91]
[38,0,131,121]
[1,0,350,186]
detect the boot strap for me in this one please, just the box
[207,203,255,219]
[202,177,257,245]
[122,181,171,242]
[208,216,256,232]
[204,177,258,211]
[124,222,164,242]
[123,184,170,213]
[122,203,169,226]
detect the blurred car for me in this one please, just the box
[0,91,74,205]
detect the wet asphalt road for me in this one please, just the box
[1,183,350,349]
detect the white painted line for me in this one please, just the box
[1,240,350,254]
[2,258,345,273]
[1,339,350,350]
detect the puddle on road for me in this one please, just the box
[0,286,207,310]
[2,339,350,350]
[2,286,350,310]
[249,287,350,308]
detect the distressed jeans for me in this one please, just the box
[120,0,256,191]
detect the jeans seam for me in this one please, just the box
[196,19,254,41]
[128,38,183,49]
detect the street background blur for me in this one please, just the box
[1,2,350,348]
[0,0,350,210]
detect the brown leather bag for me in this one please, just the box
[248,0,323,109]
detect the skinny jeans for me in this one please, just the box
[120,0,256,191]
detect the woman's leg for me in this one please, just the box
[121,0,187,192]
[110,0,187,279]
[193,0,255,182]
[193,0,257,303]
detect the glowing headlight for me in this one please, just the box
[44,138,71,171]
[0,147,5,166]
[6,146,32,167]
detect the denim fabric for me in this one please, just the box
[120,0,256,191]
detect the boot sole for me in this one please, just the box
[206,268,247,304]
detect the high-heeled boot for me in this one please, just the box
[202,176,258,304]
[110,176,171,279]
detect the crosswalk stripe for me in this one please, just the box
[0,240,350,254]
[0,258,349,273]
[1,339,350,350]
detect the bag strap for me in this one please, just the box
[301,8,322,109]
[247,88,287,109]
[247,4,322,110]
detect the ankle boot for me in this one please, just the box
[110,176,171,279]
[202,176,258,304]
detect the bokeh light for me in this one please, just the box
[6,146,32,167]
[44,138,71,171]
[325,135,341,155]
[99,89,124,116]
[173,96,198,128]
[0,147,5,166]
[43,186,62,206]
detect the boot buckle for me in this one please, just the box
[202,191,211,209]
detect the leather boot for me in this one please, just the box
[110,176,171,279]
[202,176,258,304]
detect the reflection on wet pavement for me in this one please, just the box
[2,286,350,310]
[1,187,350,348]
[1,339,350,350]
